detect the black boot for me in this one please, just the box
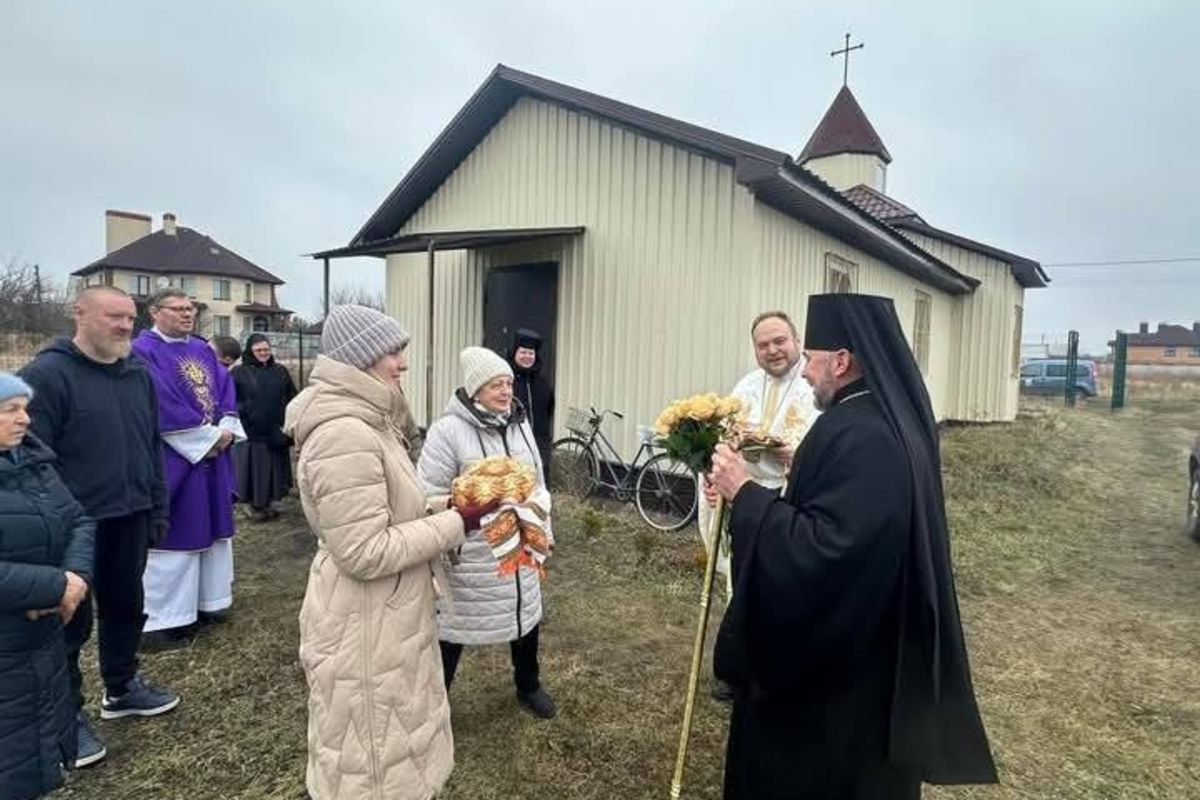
[517,687,557,719]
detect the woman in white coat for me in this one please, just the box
[417,346,557,719]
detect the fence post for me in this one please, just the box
[1065,330,1080,407]
[297,325,305,388]
[1111,331,1128,411]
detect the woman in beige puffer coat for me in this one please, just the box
[285,305,468,800]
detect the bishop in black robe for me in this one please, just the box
[710,293,997,800]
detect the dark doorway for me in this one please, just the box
[482,259,559,404]
[483,262,559,382]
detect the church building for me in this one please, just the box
[314,63,1048,455]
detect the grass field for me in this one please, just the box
[56,397,1200,799]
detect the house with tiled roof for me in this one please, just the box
[74,210,292,337]
[313,65,1048,449]
[1121,322,1200,365]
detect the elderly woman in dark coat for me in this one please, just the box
[0,373,94,800]
[231,334,297,521]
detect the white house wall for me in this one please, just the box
[905,233,1024,421]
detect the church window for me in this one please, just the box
[913,291,932,373]
[824,253,857,293]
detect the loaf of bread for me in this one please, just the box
[451,456,537,508]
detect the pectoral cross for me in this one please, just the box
[831,33,864,87]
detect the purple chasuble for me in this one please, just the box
[133,330,238,551]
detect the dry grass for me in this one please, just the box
[55,399,1200,799]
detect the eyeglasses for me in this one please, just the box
[158,305,195,315]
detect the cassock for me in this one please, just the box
[698,358,817,595]
[231,338,297,512]
[509,328,555,479]
[133,328,246,631]
[714,294,997,799]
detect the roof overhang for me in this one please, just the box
[891,219,1049,289]
[742,165,978,296]
[236,303,294,315]
[310,226,585,260]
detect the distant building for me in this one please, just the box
[1119,322,1200,366]
[73,210,291,338]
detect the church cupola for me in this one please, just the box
[798,36,892,193]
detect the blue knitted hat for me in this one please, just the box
[0,372,33,404]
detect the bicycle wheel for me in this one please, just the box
[634,453,698,531]
[549,437,598,499]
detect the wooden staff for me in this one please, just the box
[669,495,726,799]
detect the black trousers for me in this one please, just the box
[439,624,541,694]
[66,512,152,706]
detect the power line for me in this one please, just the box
[1043,256,1200,268]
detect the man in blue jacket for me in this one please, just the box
[21,286,180,770]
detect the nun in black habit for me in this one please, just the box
[708,293,996,800]
[231,333,297,520]
[508,328,555,479]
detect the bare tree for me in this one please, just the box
[319,284,386,314]
[0,258,72,335]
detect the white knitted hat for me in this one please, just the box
[321,304,410,369]
[460,346,513,397]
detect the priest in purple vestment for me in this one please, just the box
[132,289,245,637]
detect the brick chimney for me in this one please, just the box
[1138,322,1149,334]
[163,212,177,236]
[105,209,151,253]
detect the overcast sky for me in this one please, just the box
[2,1,1196,353]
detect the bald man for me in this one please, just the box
[20,286,180,770]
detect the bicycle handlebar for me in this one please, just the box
[588,406,625,423]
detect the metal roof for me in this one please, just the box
[333,65,991,295]
[798,85,892,164]
[310,226,585,260]
[890,219,1050,289]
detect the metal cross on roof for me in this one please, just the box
[831,33,864,87]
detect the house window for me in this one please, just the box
[1164,347,1176,357]
[1191,347,1200,358]
[135,275,151,296]
[213,279,231,301]
[253,316,269,332]
[244,282,253,303]
[1011,306,1024,377]
[824,253,857,294]
[912,291,932,373]
[179,276,196,296]
[214,315,231,336]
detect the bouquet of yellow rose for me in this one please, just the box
[654,393,744,473]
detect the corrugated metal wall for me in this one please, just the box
[906,233,1024,421]
[383,96,1011,458]
[752,204,955,418]
[388,97,753,455]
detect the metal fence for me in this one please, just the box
[0,332,51,373]
[254,330,323,388]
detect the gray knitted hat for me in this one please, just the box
[321,304,411,369]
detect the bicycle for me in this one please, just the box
[549,406,698,532]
